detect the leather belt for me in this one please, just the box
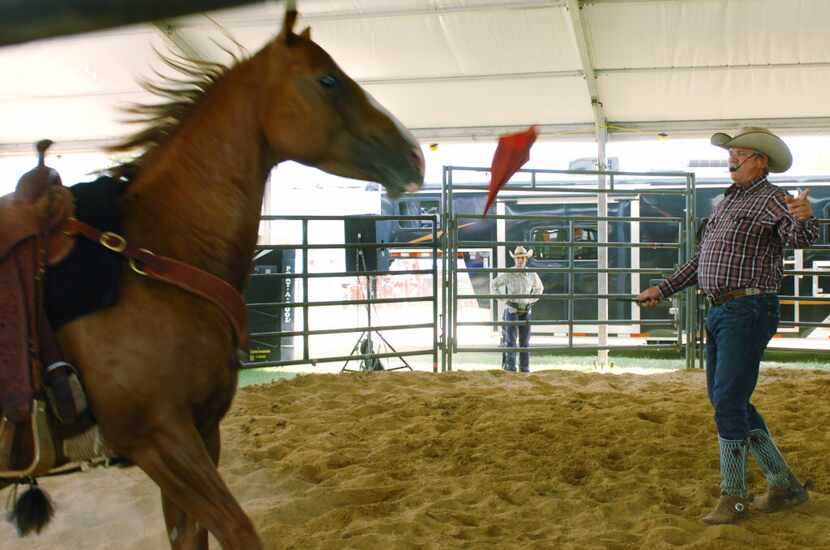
[506,301,529,312]
[707,288,763,307]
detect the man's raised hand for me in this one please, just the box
[785,188,812,222]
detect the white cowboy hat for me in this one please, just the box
[509,245,533,259]
[710,127,792,173]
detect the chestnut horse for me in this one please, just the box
[10,7,423,549]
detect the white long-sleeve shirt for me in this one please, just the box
[491,269,544,309]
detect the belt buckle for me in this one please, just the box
[707,293,726,306]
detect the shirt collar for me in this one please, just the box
[725,175,767,197]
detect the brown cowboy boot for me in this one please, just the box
[703,437,750,525]
[753,473,812,513]
[702,494,750,525]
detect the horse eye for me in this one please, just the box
[319,75,338,89]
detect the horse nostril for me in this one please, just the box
[410,148,425,175]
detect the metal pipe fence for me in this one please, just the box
[442,165,697,371]
[241,214,440,372]
[240,176,830,374]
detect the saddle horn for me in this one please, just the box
[35,139,53,167]
[14,139,62,202]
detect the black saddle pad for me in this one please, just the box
[45,176,127,329]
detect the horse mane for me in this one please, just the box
[107,46,245,178]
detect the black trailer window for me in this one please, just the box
[573,225,598,260]
[531,227,568,260]
[417,200,440,227]
[825,204,830,244]
[531,225,597,261]
[398,199,439,228]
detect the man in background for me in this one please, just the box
[492,246,544,373]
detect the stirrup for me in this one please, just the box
[0,400,57,479]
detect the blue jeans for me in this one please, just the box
[705,294,780,440]
[501,309,531,372]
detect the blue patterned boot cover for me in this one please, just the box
[748,428,790,486]
[718,437,748,497]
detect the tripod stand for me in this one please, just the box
[341,240,413,373]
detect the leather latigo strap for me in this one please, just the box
[62,218,249,349]
[0,246,35,423]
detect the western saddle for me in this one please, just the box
[0,140,80,479]
[1,141,250,484]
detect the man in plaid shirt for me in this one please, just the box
[639,128,817,525]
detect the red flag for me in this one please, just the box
[483,126,538,215]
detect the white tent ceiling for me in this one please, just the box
[2,0,830,155]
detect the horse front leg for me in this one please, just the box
[160,426,221,549]
[162,495,207,550]
[131,421,261,550]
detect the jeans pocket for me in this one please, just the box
[723,296,760,319]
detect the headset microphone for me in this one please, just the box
[729,153,757,173]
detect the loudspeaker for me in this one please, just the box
[345,216,378,272]
[244,250,295,362]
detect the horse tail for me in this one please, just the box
[7,478,55,537]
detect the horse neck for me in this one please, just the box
[123,59,274,289]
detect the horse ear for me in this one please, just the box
[281,3,299,43]
[300,27,311,40]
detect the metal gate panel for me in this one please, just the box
[441,166,698,371]
[241,214,439,371]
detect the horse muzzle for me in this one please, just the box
[353,141,424,198]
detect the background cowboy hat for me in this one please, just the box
[509,246,534,259]
[710,126,792,173]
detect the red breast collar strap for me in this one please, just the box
[62,217,249,350]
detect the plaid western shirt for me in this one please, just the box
[658,176,819,299]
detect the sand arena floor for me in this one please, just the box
[2,368,829,549]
